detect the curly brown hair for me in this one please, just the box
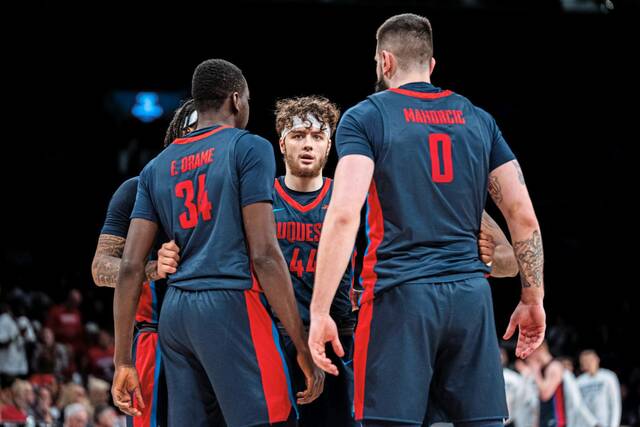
[275,96,340,138]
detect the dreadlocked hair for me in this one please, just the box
[164,99,196,147]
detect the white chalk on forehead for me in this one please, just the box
[280,114,331,140]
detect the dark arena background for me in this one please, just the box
[3,1,638,426]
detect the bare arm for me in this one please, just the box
[92,234,160,288]
[242,202,324,403]
[481,211,518,278]
[114,219,158,366]
[309,155,374,374]
[490,160,545,358]
[311,155,373,316]
[533,361,564,401]
[243,203,307,350]
[489,160,543,292]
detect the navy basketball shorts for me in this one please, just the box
[282,330,356,427]
[353,277,508,425]
[128,326,167,427]
[159,286,296,427]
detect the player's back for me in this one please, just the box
[135,124,273,291]
[338,82,515,296]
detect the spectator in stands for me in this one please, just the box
[0,303,29,383]
[86,330,114,381]
[0,379,35,423]
[87,376,111,408]
[33,385,55,424]
[93,404,119,427]
[577,349,622,427]
[64,402,89,427]
[31,326,70,377]
[46,289,84,357]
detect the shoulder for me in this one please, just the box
[548,360,565,374]
[600,369,619,382]
[235,132,274,161]
[342,98,381,124]
[112,176,139,198]
[237,131,272,147]
[504,368,522,381]
[469,103,498,126]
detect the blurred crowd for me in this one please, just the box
[1,288,123,426]
[2,285,639,426]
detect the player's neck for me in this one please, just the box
[284,173,324,192]
[390,71,432,89]
[196,111,237,130]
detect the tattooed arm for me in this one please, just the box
[91,234,160,288]
[481,211,518,278]
[489,160,545,359]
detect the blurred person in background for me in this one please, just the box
[577,350,621,427]
[86,330,115,381]
[0,379,35,423]
[33,385,55,424]
[0,303,29,384]
[57,381,92,422]
[502,348,538,427]
[31,326,70,377]
[46,289,84,362]
[64,402,89,427]
[87,376,111,409]
[94,404,121,427]
[523,342,599,427]
[559,356,576,375]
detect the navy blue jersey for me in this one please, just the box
[336,82,516,301]
[273,177,355,326]
[101,177,166,324]
[131,125,276,291]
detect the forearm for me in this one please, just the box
[507,211,544,304]
[113,260,145,366]
[311,211,360,316]
[253,247,307,352]
[488,162,544,302]
[533,370,557,401]
[93,256,160,287]
[491,244,519,277]
[92,255,121,287]
[481,211,517,277]
[144,260,160,282]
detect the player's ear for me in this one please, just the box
[231,92,241,113]
[382,50,398,79]
[429,57,436,76]
[279,138,286,154]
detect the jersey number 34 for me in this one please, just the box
[175,173,212,229]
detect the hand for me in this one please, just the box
[308,313,344,376]
[157,240,180,278]
[112,364,145,416]
[295,349,325,404]
[478,231,496,266]
[503,301,546,359]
